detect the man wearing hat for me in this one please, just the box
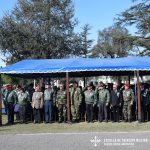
[122,83,134,122]
[5,84,18,125]
[44,83,54,123]
[56,83,67,123]
[69,80,82,123]
[96,82,110,122]
[84,82,97,123]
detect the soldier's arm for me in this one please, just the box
[52,90,56,104]
[95,88,99,102]
[93,91,97,105]
[78,88,83,105]
[131,90,134,104]
[106,90,110,103]
[26,91,30,102]
[14,91,18,104]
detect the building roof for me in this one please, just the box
[1,56,150,78]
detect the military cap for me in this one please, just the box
[87,82,93,87]
[99,82,105,87]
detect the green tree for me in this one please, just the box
[0,0,78,64]
[90,25,133,58]
[117,0,150,55]
[79,24,93,57]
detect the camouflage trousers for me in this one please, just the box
[123,101,132,121]
[58,104,67,122]
[71,105,80,121]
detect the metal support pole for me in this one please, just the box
[134,71,138,120]
[66,72,70,122]
[136,70,141,122]
[0,74,2,126]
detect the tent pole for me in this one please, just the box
[0,74,2,126]
[136,70,141,122]
[66,72,70,122]
[134,71,138,120]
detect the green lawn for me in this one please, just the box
[0,115,150,134]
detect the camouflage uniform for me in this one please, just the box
[56,90,67,122]
[69,87,82,122]
[122,89,134,122]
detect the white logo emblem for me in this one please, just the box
[90,136,101,147]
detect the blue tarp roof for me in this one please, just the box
[1,56,150,77]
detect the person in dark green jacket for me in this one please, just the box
[18,87,30,123]
[5,84,18,125]
[96,82,110,122]
[84,82,97,123]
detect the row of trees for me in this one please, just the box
[0,0,149,65]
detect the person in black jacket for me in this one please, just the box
[140,84,150,122]
[110,84,122,122]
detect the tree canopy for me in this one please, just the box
[117,0,150,55]
[0,0,79,64]
[90,25,133,58]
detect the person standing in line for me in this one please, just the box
[32,85,43,123]
[14,85,22,121]
[96,82,110,122]
[110,84,122,122]
[69,81,82,123]
[122,83,134,122]
[56,83,67,123]
[44,83,54,123]
[18,87,29,123]
[84,82,97,123]
[2,84,8,114]
[5,84,18,125]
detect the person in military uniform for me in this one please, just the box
[56,83,67,123]
[110,84,122,122]
[84,82,97,123]
[18,87,30,123]
[69,81,82,123]
[122,83,134,122]
[5,84,18,125]
[96,82,110,122]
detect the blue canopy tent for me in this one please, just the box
[1,56,150,124]
[1,56,150,78]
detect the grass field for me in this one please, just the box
[0,115,150,134]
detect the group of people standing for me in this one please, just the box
[83,82,134,123]
[1,80,150,125]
